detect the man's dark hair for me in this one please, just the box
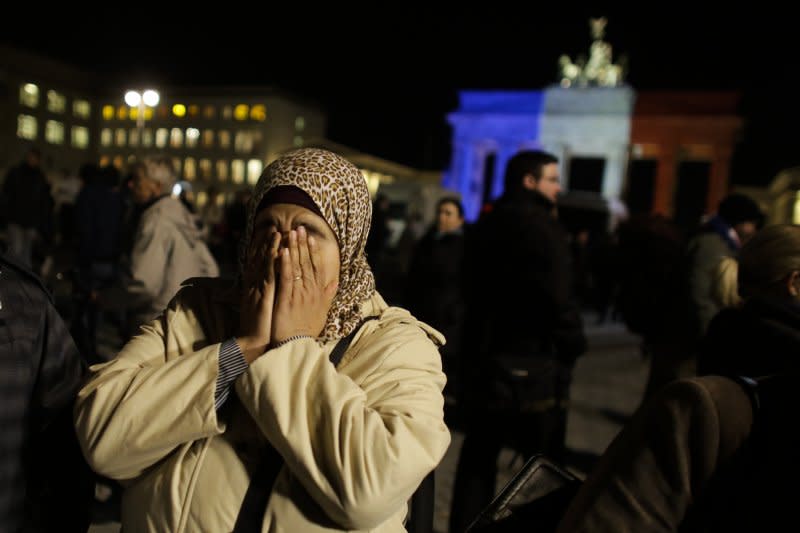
[718,193,764,228]
[503,150,558,193]
[437,196,464,218]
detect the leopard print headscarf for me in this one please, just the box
[241,148,376,342]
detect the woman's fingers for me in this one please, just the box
[278,246,294,301]
[288,230,302,281]
[308,234,323,280]
[265,231,281,284]
[297,226,314,286]
[324,278,339,303]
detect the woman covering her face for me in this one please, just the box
[74,148,451,532]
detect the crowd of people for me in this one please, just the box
[1,144,794,532]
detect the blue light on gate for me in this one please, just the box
[444,90,546,221]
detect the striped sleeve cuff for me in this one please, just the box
[215,338,249,410]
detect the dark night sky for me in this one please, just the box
[2,6,798,185]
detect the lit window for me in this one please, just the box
[156,128,169,148]
[16,114,37,140]
[129,128,140,147]
[184,158,196,181]
[117,106,128,120]
[144,108,153,120]
[218,130,231,149]
[196,191,208,208]
[233,104,249,121]
[295,116,305,131]
[247,159,263,185]
[250,105,267,121]
[19,83,39,108]
[203,105,216,119]
[216,160,228,181]
[172,158,182,175]
[47,90,66,113]
[45,120,65,144]
[188,105,199,117]
[99,155,110,167]
[172,104,186,117]
[222,106,232,120]
[113,156,124,169]
[71,126,90,149]
[115,128,127,147]
[102,105,115,120]
[142,128,154,147]
[100,128,113,147]
[202,130,215,148]
[170,128,183,148]
[185,128,200,148]
[129,107,139,120]
[232,160,245,184]
[235,131,254,153]
[293,135,304,147]
[200,159,212,179]
[73,99,91,119]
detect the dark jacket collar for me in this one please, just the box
[743,295,800,333]
[499,187,555,212]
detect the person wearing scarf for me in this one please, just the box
[74,148,450,532]
[687,192,763,338]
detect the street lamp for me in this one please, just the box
[125,89,159,154]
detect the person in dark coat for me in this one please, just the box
[406,197,467,401]
[74,165,124,269]
[556,223,800,533]
[555,372,798,533]
[449,150,587,532]
[0,252,92,532]
[1,147,54,268]
[72,164,124,363]
[700,223,800,378]
[614,214,694,402]
[687,193,764,339]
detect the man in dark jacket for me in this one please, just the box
[72,164,125,363]
[449,150,587,532]
[0,252,92,532]
[1,147,53,268]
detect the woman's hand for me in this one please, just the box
[272,226,339,344]
[237,231,281,363]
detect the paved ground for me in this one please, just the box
[87,317,648,533]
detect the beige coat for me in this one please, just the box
[128,196,219,325]
[74,279,450,532]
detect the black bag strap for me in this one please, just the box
[232,445,283,533]
[406,471,436,533]
[233,316,379,532]
[329,316,379,368]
